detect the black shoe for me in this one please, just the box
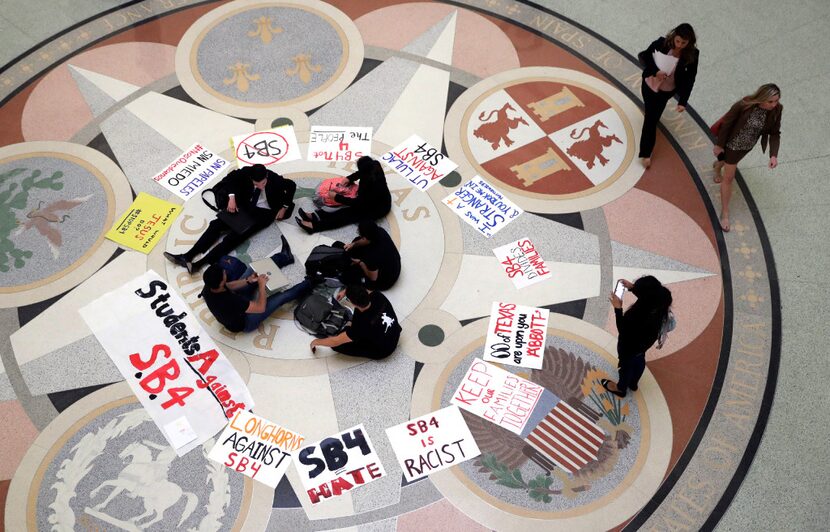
[279,234,291,256]
[601,378,626,398]
[271,235,295,267]
[296,216,314,234]
[630,384,638,391]
[298,208,312,222]
[188,260,201,275]
[164,252,188,268]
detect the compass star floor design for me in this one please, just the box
[1,1,828,530]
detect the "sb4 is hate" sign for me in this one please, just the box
[293,424,386,505]
[385,406,480,482]
[484,302,549,369]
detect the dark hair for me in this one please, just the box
[358,220,382,241]
[665,23,697,65]
[628,275,673,323]
[349,156,382,183]
[345,284,370,307]
[250,163,268,182]
[203,264,225,289]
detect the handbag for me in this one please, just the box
[202,184,255,234]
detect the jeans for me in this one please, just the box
[617,353,646,392]
[242,279,312,332]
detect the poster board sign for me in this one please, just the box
[293,424,386,505]
[151,143,229,200]
[385,405,480,482]
[450,359,544,435]
[80,270,255,455]
[105,193,181,254]
[308,126,372,162]
[231,126,301,168]
[208,410,304,488]
[382,134,458,191]
[442,176,522,238]
[492,238,552,289]
[483,302,549,369]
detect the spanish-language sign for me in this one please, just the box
[484,302,549,369]
[308,126,372,162]
[105,193,181,254]
[151,143,229,200]
[385,405,480,482]
[231,126,301,168]
[442,176,522,238]
[80,270,255,455]
[492,237,552,289]
[294,424,386,505]
[382,134,458,191]
[450,359,543,435]
[208,410,304,488]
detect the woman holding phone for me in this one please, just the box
[637,23,699,169]
[603,276,673,398]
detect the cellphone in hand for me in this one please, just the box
[614,280,626,300]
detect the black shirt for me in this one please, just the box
[335,169,392,218]
[614,306,662,360]
[203,289,249,333]
[350,228,401,290]
[346,292,401,356]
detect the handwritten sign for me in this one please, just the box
[80,271,255,455]
[382,134,458,191]
[385,406,480,482]
[442,176,522,238]
[106,193,181,254]
[450,359,543,435]
[231,126,301,168]
[208,410,303,488]
[294,424,386,505]
[492,238,552,289]
[484,302,549,369]
[308,126,372,162]
[151,143,228,200]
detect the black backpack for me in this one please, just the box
[304,244,350,280]
[294,293,351,338]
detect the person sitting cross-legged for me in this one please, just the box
[200,237,310,333]
[309,284,401,359]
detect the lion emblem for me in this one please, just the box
[566,120,622,169]
[473,103,529,150]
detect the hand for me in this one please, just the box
[713,145,724,157]
[769,156,778,169]
[276,206,287,220]
[343,242,354,252]
[246,273,258,284]
[257,274,269,286]
[327,190,337,199]
[620,279,634,289]
[310,339,321,353]
[675,104,685,113]
[227,196,238,213]
[351,258,361,265]
[609,292,623,309]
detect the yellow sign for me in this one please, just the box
[106,193,181,254]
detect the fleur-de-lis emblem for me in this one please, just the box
[248,16,283,44]
[223,63,260,93]
[285,53,322,85]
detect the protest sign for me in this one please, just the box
[208,410,304,488]
[151,143,228,200]
[106,193,181,254]
[492,238,552,289]
[294,424,386,505]
[442,176,522,238]
[385,405,480,482]
[382,134,458,191]
[80,270,255,455]
[450,359,544,435]
[483,302,549,369]
[231,126,301,168]
[308,126,372,162]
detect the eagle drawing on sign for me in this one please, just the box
[463,346,633,501]
[14,194,93,258]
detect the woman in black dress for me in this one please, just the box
[296,155,391,233]
[602,276,673,398]
[637,23,699,169]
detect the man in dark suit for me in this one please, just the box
[164,164,296,273]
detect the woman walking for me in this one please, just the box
[712,83,782,232]
[637,23,699,168]
[602,276,673,398]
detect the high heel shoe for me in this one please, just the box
[295,216,314,234]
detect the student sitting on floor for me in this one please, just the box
[309,284,401,359]
[337,221,401,290]
[200,236,311,333]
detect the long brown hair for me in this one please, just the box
[742,83,781,109]
[664,23,697,65]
